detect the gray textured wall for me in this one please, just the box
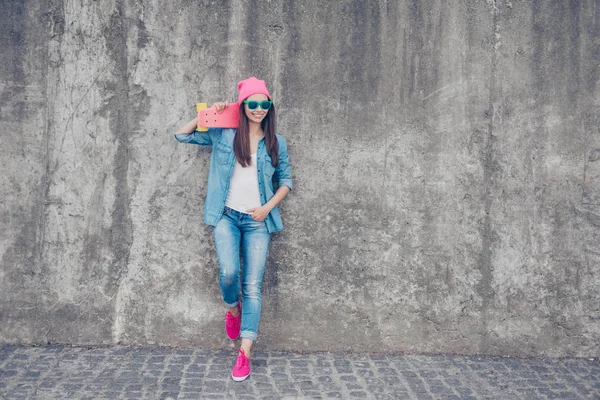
[1,0,599,358]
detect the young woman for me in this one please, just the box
[174,77,292,381]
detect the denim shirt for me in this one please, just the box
[174,128,293,233]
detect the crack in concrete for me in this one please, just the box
[103,0,134,344]
[477,0,501,353]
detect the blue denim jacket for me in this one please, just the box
[174,128,293,233]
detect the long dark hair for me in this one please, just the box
[234,101,278,168]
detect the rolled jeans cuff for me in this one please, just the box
[240,330,257,341]
[225,300,239,309]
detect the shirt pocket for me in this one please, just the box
[215,142,232,165]
[263,154,276,177]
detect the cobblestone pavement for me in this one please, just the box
[0,345,599,399]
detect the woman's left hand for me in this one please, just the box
[247,205,270,221]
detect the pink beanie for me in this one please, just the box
[237,77,271,103]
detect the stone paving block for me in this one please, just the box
[249,373,270,383]
[204,379,228,392]
[279,389,300,397]
[333,359,351,367]
[5,392,29,399]
[298,380,318,389]
[316,359,331,367]
[170,356,191,364]
[345,382,364,390]
[439,395,463,400]
[316,374,333,383]
[416,394,438,400]
[300,390,323,398]
[289,359,309,367]
[340,374,357,382]
[185,363,206,373]
[206,369,228,379]
[178,393,202,399]
[372,394,398,400]
[408,385,430,394]
[357,368,375,377]
[123,391,144,399]
[146,363,165,371]
[165,364,185,372]
[335,365,353,373]
[0,370,19,378]
[377,366,397,375]
[380,375,403,386]
[289,368,309,378]
[39,379,58,388]
[367,384,389,395]
[430,384,455,395]
[252,366,268,375]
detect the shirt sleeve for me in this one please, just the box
[173,128,222,146]
[274,135,293,191]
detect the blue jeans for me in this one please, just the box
[213,207,270,341]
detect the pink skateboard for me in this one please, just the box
[196,102,239,131]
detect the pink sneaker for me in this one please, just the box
[231,348,250,381]
[224,304,241,340]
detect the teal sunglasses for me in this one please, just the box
[243,100,272,110]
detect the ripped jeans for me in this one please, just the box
[213,207,270,341]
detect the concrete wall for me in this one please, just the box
[1,0,599,358]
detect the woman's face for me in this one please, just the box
[244,93,270,125]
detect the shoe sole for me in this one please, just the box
[231,372,250,382]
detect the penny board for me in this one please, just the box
[196,102,239,131]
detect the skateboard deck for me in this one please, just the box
[196,102,239,131]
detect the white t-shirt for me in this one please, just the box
[225,153,261,214]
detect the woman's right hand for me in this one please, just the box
[213,102,229,113]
